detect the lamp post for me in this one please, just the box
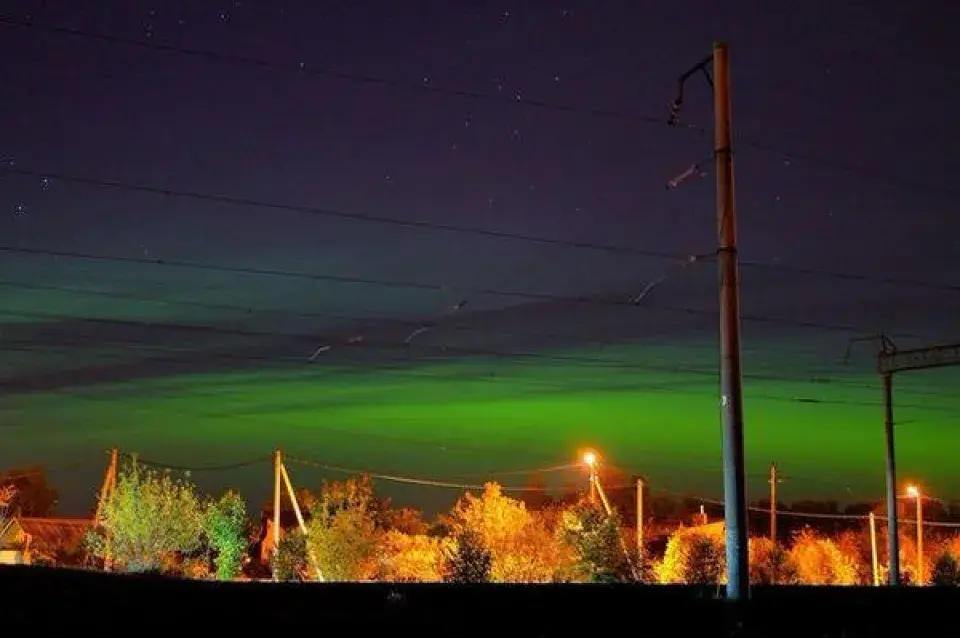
[906,485,924,585]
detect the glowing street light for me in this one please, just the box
[582,450,598,469]
[906,485,924,585]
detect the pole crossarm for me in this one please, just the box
[878,342,960,374]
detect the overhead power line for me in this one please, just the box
[2,16,956,198]
[3,165,958,294]
[57,448,960,528]
[0,245,951,344]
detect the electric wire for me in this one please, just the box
[3,164,959,294]
[0,246,952,346]
[54,449,960,529]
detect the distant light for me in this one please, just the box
[906,485,920,498]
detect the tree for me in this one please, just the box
[657,526,725,584]
[272,529,309,581]
[376,530,447,582]
[0,466,58,516]
[931,551,960,586]
[749,538,799,585]
[447,482,573,582]
[561,501,635,582]
[205,491,248,581]
[305,476,379,581]
[85,459,205,573]
[788,528,859,585]
[443,530,491,583]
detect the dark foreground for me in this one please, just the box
[0,566,951,636]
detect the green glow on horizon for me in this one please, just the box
[2,339,957,515]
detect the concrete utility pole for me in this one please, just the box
[669,41,748,602]
[769,463,778,544]
[636,478,644,560]
[847,335,960,586]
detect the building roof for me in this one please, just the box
[1,517,93,550]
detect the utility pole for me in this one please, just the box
[713,41,749,602]
[669,40,748,602]
[669,41,748,601]
[636,478,644,560]
[272,449,282,580]
[768,463,778,544]
[882,370,900,586]
[847,336,960,587]
[95,447,119,526]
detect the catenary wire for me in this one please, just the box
[0,246,953,346]
[3,164,958,294]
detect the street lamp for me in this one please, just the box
[906,485,924,585]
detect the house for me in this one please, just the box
[0,516,93,566]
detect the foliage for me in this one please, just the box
[749,538,799,585]
[305,476,379,581]
[657,526,725,584]
[85,459,205,573]
[0,467,58,516]
[443,529,492,583]
[931,551,960,586]
[272,528,309,581]
[560,501,636,582]
[382,507,429,535]
[447,482,573,582]
[376,531,447,582]
[788,528,859,585]
[204,490,248,581]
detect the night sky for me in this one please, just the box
[1,1,958,516]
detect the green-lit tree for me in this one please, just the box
[205,491,248,581]
[85,459,205,573]
[305,475,379,581]
[443,530,492,583]
[272,529,309,581]
[561,501,636,582]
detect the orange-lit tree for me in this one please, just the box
[376,530,448,582]
[657,526,725,585]
[788,528,859,585]
[749,537,799,585]
[446,482,573,582]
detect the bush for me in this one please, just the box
[272,529,308,581]
[932,552,960,586]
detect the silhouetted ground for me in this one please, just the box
[0,566,950,636]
